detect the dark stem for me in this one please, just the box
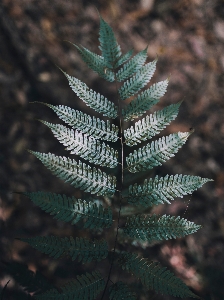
[100,67,124,299]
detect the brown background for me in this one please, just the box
[0,0,224,299]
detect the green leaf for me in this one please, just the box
[127,174,212,207]
[126,132,191,173]
[109,282,137,300]
[123,214,201,242]
[99,17,122,67]
[34,271,105,300]
[117,252,200,298]
[39,121,118,168]
[124,102,181,146]
[119,60,157,100]
[29,151,116,196]
[116,47,148,82]
[40,103,119,142]
[23,192,113,228]
[115,49,134,68]
[20,236,108,263]
[122,79,169,121]
[74,44,115,82]
[61,70,117,118]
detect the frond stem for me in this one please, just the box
[101,65,123,300]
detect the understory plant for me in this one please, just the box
[14,16,212,299]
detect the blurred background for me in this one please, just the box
[0,0,224,299]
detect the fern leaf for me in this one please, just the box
[99,17,122,67]
[34,288,60,300]
[123,214,201,242]
[109,282,137,300]
[41,103,118,142]
[34,271,105,300]
[127,174,212,207]
[122,79,169,121]
[19,236,108,263]
[124,102,181,146]
[39,121,118,168]
[116,47,148,82]
[126,132,191,173]
[29,151,116,196]
[74,44,115,82]
[115,49,134,68]
[119,60,157,100]
[117,252,200,298]
[60,70,117,118]
[23,192,112,228]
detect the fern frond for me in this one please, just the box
[116,47,148,82]
[117,228,150,249]
[99,17,122,67]
[60,70,117,118]
[21,17,207,300]
[115,49,134,68]
[40,103,118,142]
[23,192,113,228]
[122,79,169,121]
[74,44,115,82]
[29,151,116,196]
[123,214,201,242]
[124,102,182,146]
[19,236,108,263]
[117,252,200,298]
[119,60,157,100]
[34,288,60,300]
[34,271,105,300]
[109,281,137,300]
[126,132,191,173]
[39,121,118,168]
[127,174,212,207]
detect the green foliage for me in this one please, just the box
[126,132,191,173]
[40,102,119,142]
[14,15,212,299]
[122,79,169,121]
[123,214,202,242]
[124,102,181,146]
[117,252,200,299]
[74,44,115,82]
[109,282,137,300]
[61,69,118,118]
[19,236,108,263]
[98,17,122,67]
[115,49,134,67]
[119,60,157,100]
[116,47,148,82]
[127,174,212,207]
[23,191,112,228]
[39,120,118,168]
[34,271,105,300]
[29,150,116,196]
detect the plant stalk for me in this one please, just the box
[100,66,124,299]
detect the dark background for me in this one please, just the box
[0,0,224,299]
